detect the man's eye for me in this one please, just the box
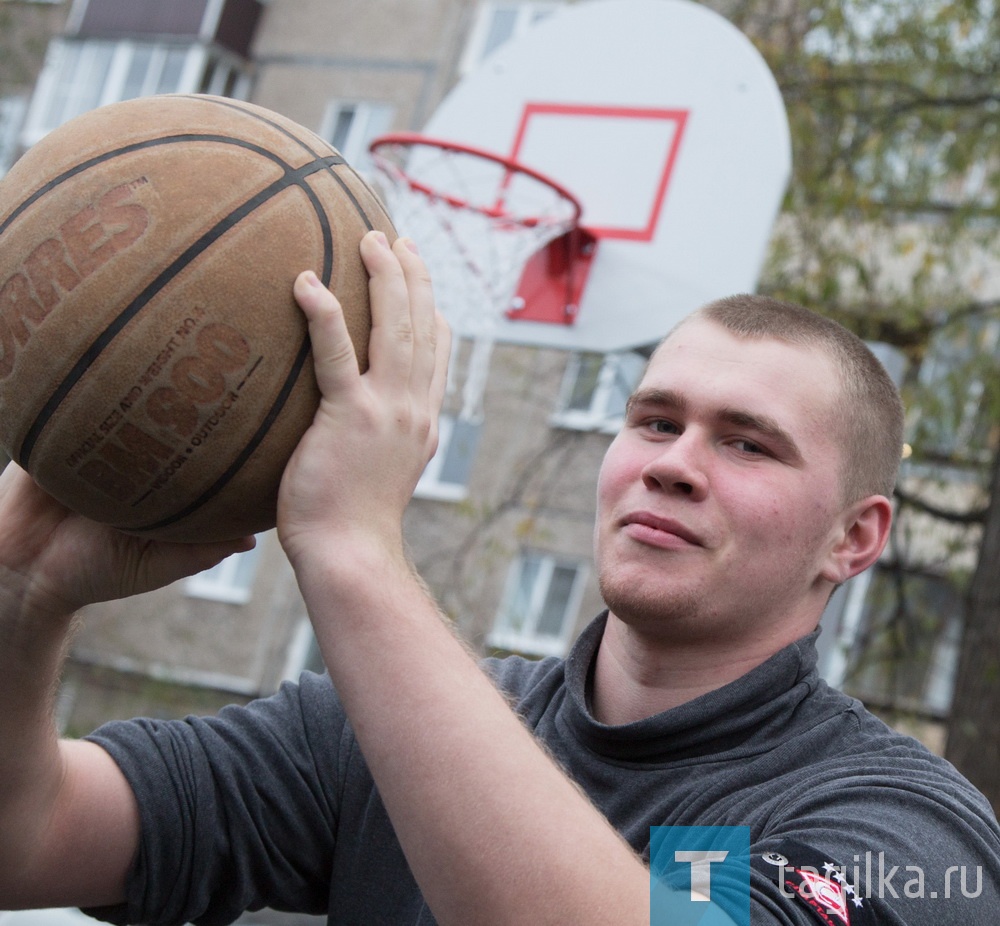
[650,420,680,435]
[733,438,766,455]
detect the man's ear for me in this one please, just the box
[821,495,893,585]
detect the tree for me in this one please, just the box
[720,0,1000,807]
[0,0,66,175]
[946,449,1000,808]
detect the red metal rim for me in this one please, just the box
[368,131,584,226]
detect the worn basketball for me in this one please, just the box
[0,94,395,542]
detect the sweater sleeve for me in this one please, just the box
[746,722,1000,925]
[82,671,347,926]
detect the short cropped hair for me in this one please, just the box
[674,294,904,503]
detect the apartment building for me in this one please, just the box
[0,0,988,740]
[0,0,629,731]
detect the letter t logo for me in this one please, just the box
[674,850,730,900]
[650,826,750,926]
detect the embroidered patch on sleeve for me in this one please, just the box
[751,839,877,926]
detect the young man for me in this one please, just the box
[0,231,997,925]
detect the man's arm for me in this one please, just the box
[0,464,253,909]
[278,232,650,926]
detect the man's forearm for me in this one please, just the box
[280,235,647,923]
[297,546,649,926]
[0,569,76,896]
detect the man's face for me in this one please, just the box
[594,317,850,645]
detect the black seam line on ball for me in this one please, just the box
[129,336,313,534]
[0,134,344,235]
[17,150,344,467]
[198,99,380,236]
[177,96,332,160]
[175,96,378,231]
[127,173,340,533]
[323,165,376,232]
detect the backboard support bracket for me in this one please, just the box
[506,226,599,326]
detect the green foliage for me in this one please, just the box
[739,0,1000,475]
[727,1,1000,767]
[780,0,998,218]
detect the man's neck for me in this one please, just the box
[589,612,814,726]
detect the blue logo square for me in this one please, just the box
[650,826,750,926]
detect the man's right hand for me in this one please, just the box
[0,463,253,912]
[0,462,255,620]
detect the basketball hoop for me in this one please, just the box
[368,132,584,421]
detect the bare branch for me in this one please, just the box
[894,485,988,526]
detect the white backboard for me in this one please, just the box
[400,0,792,351]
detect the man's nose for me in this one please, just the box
[640,430,710,500]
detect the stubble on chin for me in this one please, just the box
[597,561,703,634]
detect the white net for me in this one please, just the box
[368,135,580,421]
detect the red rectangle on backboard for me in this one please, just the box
[508,103,689,241]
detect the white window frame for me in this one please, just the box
[415,413,481,502]
[199,51,253,99]
[551,350,646,434]
[319,99,395,174]
[458,1,562,75]
[20,37,251,147]
[488,550,587,657]
[185,543,262,605]
[817,567,876,687]
[0,94,28,177]
[282,617,326,681]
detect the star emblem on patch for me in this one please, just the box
[752,839,878,926]
[795,866,853,924]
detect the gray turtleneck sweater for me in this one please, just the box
[86,614,1000,925]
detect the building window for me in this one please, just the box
[912,315,1000,466]
[320,99,394,174]
[185,544,262,605]
[0,95,27,176]
[415,413,481,502]
[488,550,587,657]
[21,37,251,146]
[459,2,562,74]
[198,54,252,99]
[841,565,963,716]
[552,350,646,433]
